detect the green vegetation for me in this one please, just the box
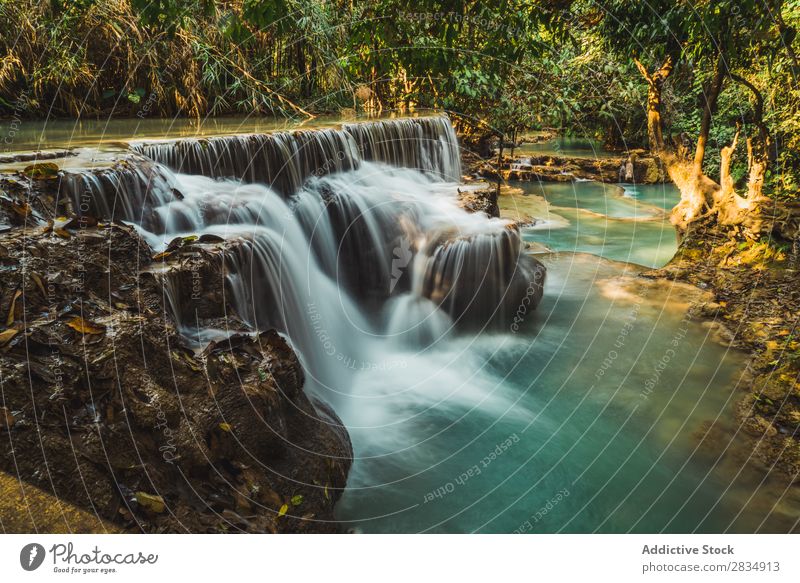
[1,1,799,208]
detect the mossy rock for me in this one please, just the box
[22,162,60,179]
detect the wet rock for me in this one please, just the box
[457,186,499,218]
[0,222,352,533]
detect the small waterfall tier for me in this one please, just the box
[130,116,461,195]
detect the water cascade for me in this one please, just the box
[44,115,776,533]
[94,116,545,405]
[130,116,461,195]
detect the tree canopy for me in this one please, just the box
[0,0,799,202]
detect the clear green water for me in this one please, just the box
[0,113,416,152]
[515,181,680,268]
[621,182,684,211]
[335,178,800,533]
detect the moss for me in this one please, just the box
[21,162,59,179]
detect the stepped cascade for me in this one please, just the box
[61,115,545,402]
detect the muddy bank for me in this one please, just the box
[644,222,800,481]
[0,173,352,533]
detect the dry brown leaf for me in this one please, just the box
[11,200,31,217]
[0,407,14,429]
[152,251,173,261]
[66,316,106,335]
[30,272,46,296]
[0,328,19,346]
[6,289,21,326]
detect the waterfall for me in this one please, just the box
[60,116,544,404]
[342,117,462,181]
[415,227,545,330]
[59,156,177,231]
[130,116,461,195]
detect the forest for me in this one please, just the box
[3,1,800,199]
[0,0,799,535]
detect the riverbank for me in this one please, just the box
[645,222,800,481]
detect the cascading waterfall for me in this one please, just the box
[64,116,542,347]
[130,116,462,194]
[342,117,462,181]
[131,159,543,400]
[57,116,554,531]
[59,156,177,231]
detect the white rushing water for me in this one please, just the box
[134,160,541,406]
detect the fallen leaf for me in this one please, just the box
[66,316,106,335]
[30,273,47,296]
[218,422,232,432]
[290,494,303,506]
[6,289,21,326]
[11,200,31,217]
[135,492,165,514]
[152,250,173,261]
[278,504,288,518]
[0,328,19,346]
[0,407,14,430]
[22,162,59,179]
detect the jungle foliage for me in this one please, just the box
[0,0,799,199]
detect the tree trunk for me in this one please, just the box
[497,134,504,196]
[719,128,739,196]
[693,54,726,170]
[729,73,771,201]
[633,56,673,152]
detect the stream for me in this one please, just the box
[336,179,797,533]
[7,116,798,533]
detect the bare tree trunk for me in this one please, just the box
[634,56,673,152]
[694,55,726,170]
[497,134,504,196]
[729,73,771,201]
[719,128,739,196]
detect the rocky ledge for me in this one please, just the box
[464,149,668,185]
[0,171,352,533]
